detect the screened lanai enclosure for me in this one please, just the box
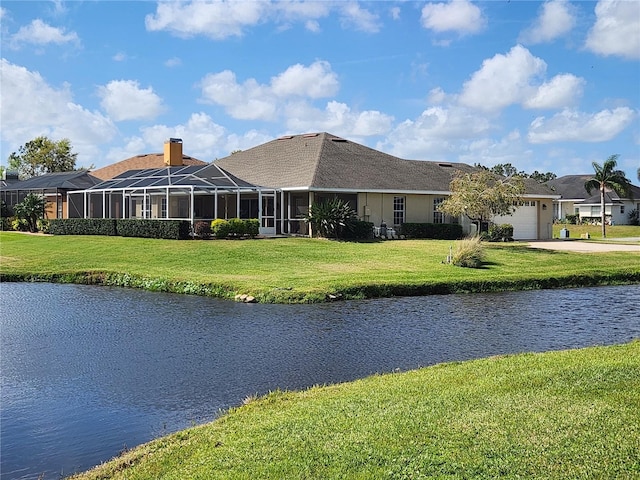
[67,164,286,235]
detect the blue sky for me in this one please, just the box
[1,0,638,182]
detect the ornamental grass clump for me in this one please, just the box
[451,236,485,268]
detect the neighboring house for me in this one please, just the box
[546,175,640,225]
[0,170,102,219]
[68,133,558,240]
[90,138,207,180]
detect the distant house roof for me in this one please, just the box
[0,170,101,191]
[214,132,557,196]
[546,175,640,203]
[91,153,207,181]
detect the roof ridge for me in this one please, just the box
[310,132,329,187]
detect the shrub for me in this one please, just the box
[244,219,260,238]
[37,219,50,234]
[305,198,357,239]
[11,217,28,231]
[50,218,117,236]
[486,223,514,242]
[451,236,485,268]
[193,221,211,239]
[211,218,231,239]
[344,220,374,240]
[228,218,246,237]
[116,219,191,240]
[401,223,463,240]
[564,214,579,225]
[628,209,639,226]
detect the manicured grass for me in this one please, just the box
[1,232,639,303]
[552,224,640,241]
[70,341,640,479]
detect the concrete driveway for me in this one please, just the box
[527,240,640,253]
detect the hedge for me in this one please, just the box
[49,218,191,240]
[400,223,463,240]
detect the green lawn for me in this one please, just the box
[1,232,639,303]
[70,341,640,480]
[552,224,640,241]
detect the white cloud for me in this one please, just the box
[378,106,492,159]
[458,45,546,112]
[199,70,277,121]
[145,1,380,39]
[284,100,393,137]
[528,107,636,143]
[519,0,576,44]
[105,113,271,164]
[390,7,401,21]
[271,61,339,98]
[523,73,585,109]
[200,61,340,121]
[113,52,127,62]
[420,0,486,35]
[585,0,640,60]
[97,80,165,122]
[0,59,117,165]
[10,19,79,48]
[145,1,265,39]
[338,2,381,33]
[164,57,182,68]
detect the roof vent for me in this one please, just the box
[277,135,294,140]
[331,138,347,143]
[303,133,319,138]
[438,163,453,167]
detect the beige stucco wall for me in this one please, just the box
[357,192,437,227]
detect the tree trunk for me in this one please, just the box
[601,184,606,238]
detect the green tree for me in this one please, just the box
[8,136,78,179]
[439,170,525,235]
[584,154,633,238]
[13,193,46,233]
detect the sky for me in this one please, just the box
[1,0,639,182]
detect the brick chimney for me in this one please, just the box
[164,138,183,166]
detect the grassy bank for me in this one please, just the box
[70,341,640,479]
[1,232,639,303]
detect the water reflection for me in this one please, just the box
[1,283,639,479]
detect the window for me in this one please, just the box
[433,197,445,224]
[621,205,625,214]
[393,196,405,225]
[143,195,151,219]
[161,197,167,218]
[591,206,601,216]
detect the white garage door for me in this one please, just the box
[493,202,537,240]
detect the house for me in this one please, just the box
[546,175,640,225]
[67,133,558,239]
[214,133,558,239]
[0,169,102,219]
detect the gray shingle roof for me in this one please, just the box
[0,171,101,191]
[214,132,474,192]
[214,132,557,196]
[546,175,640,202]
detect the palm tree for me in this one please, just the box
[584,154,632,238]
[13,193,46,233]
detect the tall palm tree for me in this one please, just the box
[584,154,632,238]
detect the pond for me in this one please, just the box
[1,282,639,479]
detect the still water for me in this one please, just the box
[1,282,639,479]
